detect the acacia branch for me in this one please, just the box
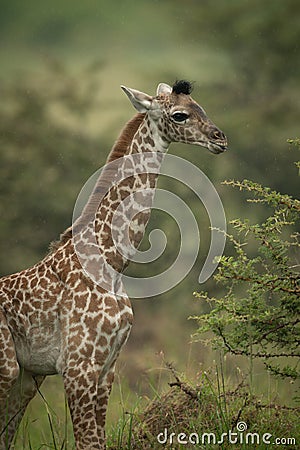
[222,272,300,294]
[217,326,300,359]
[259,318,300,342]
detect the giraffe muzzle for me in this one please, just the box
[206,128,228,154]
[208,141,228,154]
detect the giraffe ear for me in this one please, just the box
[156,83,172,95]
[121,85,153,112]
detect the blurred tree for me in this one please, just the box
[169,0,300,87]
[0,61,105,274]
[166,0,300,198]
[0,0,299,307]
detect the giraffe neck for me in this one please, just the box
[107,112,169,161]
[102,113,169,269]
[73,113,169,288]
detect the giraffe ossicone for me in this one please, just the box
[0,80,227,449]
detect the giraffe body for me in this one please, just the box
[0,80,227,449]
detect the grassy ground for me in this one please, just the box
[108,366,299,449]
[11,347,299,449]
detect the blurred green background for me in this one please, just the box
[0,0,299,446]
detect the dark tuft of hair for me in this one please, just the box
[172,80,193,95]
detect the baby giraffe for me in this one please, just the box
[0,80,227,449]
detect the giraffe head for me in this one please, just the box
[121,80,227,154]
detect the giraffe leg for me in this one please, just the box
[94,300,132,447]
[95,365,115,447]
[0,311,46,449]
[63,362,104,450]
[0,311,20,449]
[0,367,45,450]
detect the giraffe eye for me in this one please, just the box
[171,112,189,123]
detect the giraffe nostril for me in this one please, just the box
[212,129,225,141]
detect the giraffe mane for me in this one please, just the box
[172,80,193,95]
[107,113,145,162]
[49,113,146,251]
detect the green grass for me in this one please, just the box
[12,377,74,450]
